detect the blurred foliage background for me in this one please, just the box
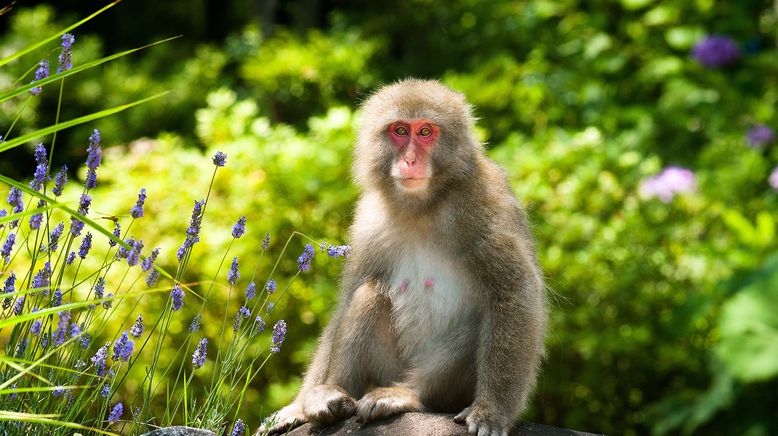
[2,0,778,434]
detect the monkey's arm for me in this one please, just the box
[456,234,547,436]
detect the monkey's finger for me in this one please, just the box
[453,407,471,423]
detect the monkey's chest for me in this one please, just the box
[387,247,477,362]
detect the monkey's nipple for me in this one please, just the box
[399,279,410,293]
[424,277,434,289]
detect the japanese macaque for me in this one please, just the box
[260,79,547,436]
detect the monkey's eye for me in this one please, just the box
[394,126,408,136]
[418,127,432,137]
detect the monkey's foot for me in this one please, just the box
[356,386,424,423]
[258,402,306,435]
[454,404,510,436]
[302,384,357,427]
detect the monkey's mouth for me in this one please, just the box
[397,177,429,190]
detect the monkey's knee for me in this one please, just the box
[356,386,424,423]
[301,384,357,427]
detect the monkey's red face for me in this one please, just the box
[386,119,440,191]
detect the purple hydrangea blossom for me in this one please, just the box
[109,222,121,247]
[30,143,50,191]
[79,232,93,259]
[639,166,697,203]
[227,257,239,286]
[91,343,109,376]
[270,320,287,353]
[192,337,207,369]
[29,60,49,95]
[46,222,65,252]
[692,35,740,68]
[769,167,778,191]
[29,200,45,230]
[131,188,146,219]
[141,247,159,272]
[85,129,102,189]
[1,234,15,263]
[130,314,144,338]
[57,33,75,73]
[245,282,256,300]
[262,233,270,251]
[746,124,775,149]
[189,313,202,333]
[176,200,205,262]
[297,244,315,272]
[265,279,276,295]
[212,151,227,167]
[53,165,68,196]
[108,402,123,424]
[66,251,76,265]
[231,419,245,436]
[112,331,134,361]
[171,284,184,311]
[232,216,246,238]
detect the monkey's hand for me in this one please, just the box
[356,386,424,423]
[453,403,511,436]
[301,384,357,427]
[257,402,305,435]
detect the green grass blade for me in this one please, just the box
[0,1,120,68]
[0,411,118,436]
[0,36,180,103]
[0,385,87,395]
[0,91,170,153]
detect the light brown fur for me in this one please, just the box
[259,79,547,436]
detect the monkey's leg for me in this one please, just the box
[355,385,424,423]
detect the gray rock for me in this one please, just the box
[142,426,217,436]
[284,413,601,436]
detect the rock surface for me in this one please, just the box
[142,426,217,436]
[285,413,600,436]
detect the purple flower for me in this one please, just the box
[692,35,740,68]
[145,269,160,287]
[769,167,778,191]
[31,261,52,292]
[7,187,23,227]
[45,222,64,252]
[29,200,45,230]
[53,165,67,196]
[79,232,93,259]
[227,257,239,286]
[192,338,207,369]
[746,124,775,149]
[171,284,184,311]
[80,332,91,349]
[109,222,121,247]
[70,193,92,236]
[231,419,245,436]
[116,237,135,259]
[52,386,65,397]
[245,282,256,300]
[270,320,287,353]
[91,343,109,376]
[112,331,134,361]
[66,251,76,265]
[30,143,50,191]
[130,314,144,338]
[52,288,62,307]
[141,247,159,272]
[1,233,15,263]
[57,33,75,73]
[265,279,276,295]
[639,166,697,203]
[297,244,315,272]
[13,296,25,315]
[176,200,205,262]
[108,402,123,424]
[233,306,251,332]
[126,239,144,267]
[254,315,266,333]
[3,272,16,309]
[85,129,102,189]
[30,60,49,95]
[30,317,42,336]
[189,313,202,332]
[262,233,270,251]
[69,322,81,338]
[212,151,227,167]
[267,302,275,313]
[101,384,110,398]
[232,216,246,238]
[93,277,105,307]
[131,188,146,219]
[326,244,351,258]
[52,310,71,346]
[103,293,113,310]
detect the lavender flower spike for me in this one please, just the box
[30,143,50,191]
[171,284,184,311]
[130,314,144,338]
[297,244,315,272]
[270,320,287,353]
[53,165,68,196]
[107,402,123,424]
[692,35,740,68]
[79,232,93,259]
[176,199,205,262]
[112,331,134,361]
[212,151,227,167]
[192,337,208,368]
[131,188,147,218]
[57,33,75,73]
[29,199,46,230]
[266,279,276,295]
[85,129,102,189]
[91,343,109,376]
[30,60,49,95]
[189,313,202,332]
[227,256,239,286]
[232,216,247,238]
[245,282,256,299]
[1,234,15,263]
[231,419,246,436]
[262,232,270,251]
